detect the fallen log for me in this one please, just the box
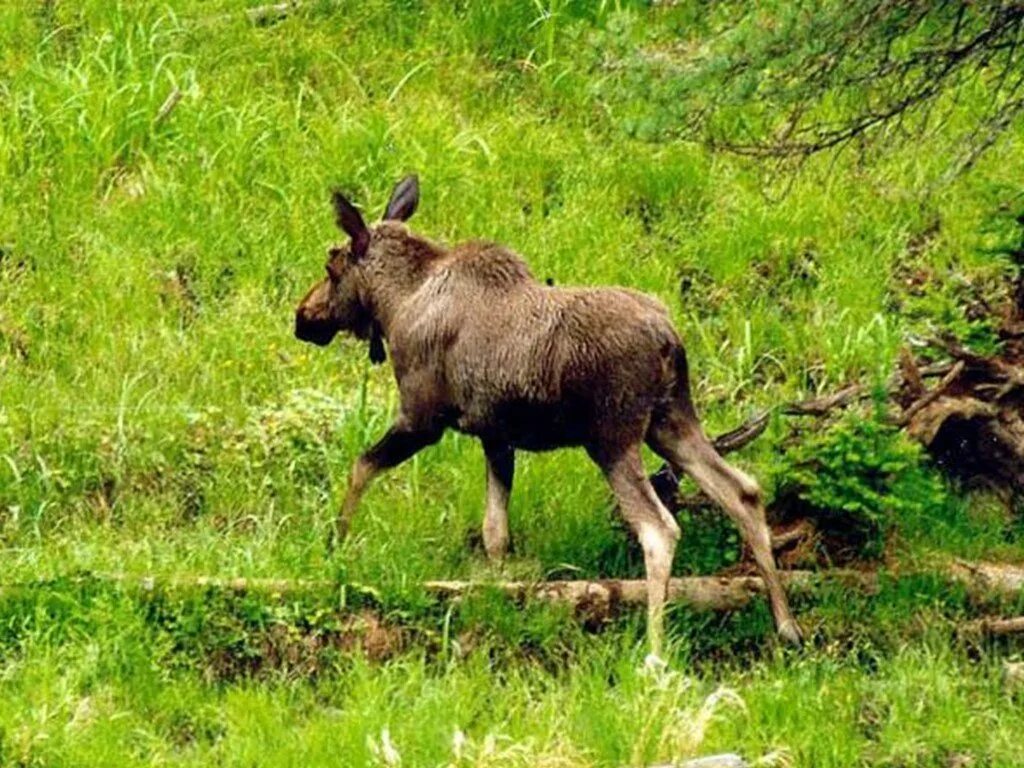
[425,570,879,613]
[3,559,1018,614]
[132,574,333,593]
[2,570,873,611]
[949,559,1024,595]
[962,616,1024,636]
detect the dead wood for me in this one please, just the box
[783,383,865,416]
[927,335,1008,370]
[783,361,956,418]
[153,87,182,127]
[962,616,1024,636]
[904,395,997,445]
[770,519,815,551]
[894,360,965,426]
[425,570,879,614]
[2,559,1019,618]
[88,573,335,594]
[902,337,1024,495]
[899,346,927,400]
[948,559,1024,595]
[712,410,770,453]
[770,298,1024,501]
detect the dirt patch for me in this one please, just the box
[201,609,406,681]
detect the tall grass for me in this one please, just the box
[1,1,1023,764]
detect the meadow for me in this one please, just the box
[1,1,1024,765]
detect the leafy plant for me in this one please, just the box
[774,405,952,559]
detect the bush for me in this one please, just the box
[774,405,951,560]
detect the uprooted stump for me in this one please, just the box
[781,333,1024,500]
[900,336,1024,497]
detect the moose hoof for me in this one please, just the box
[483,539,509,562]
[326,522,349,554]
[642,653,669,674]
[777,619,804,647]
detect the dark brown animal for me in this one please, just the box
[295,176,802,654]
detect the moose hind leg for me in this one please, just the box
[648,414,802,645]
[591,444,681,659]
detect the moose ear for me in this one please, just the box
[383,174,419,222]
[332,189,370,260]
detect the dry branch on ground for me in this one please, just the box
[962,616,1024,636]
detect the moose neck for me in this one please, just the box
[360,225,445,337]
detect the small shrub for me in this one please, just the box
[774,405,951,560]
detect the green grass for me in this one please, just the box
[2,1,1024,765]
[0,577,1021,767]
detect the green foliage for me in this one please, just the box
[672,507,742,575]
[889,233,1014,357]
[776,406,953,558]
[902,283,1004,355]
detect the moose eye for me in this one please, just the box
[325,260,343,282]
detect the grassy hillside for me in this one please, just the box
[1,1,1024,765]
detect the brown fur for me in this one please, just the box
[295,177,802,653]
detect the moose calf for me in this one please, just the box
[295,176,802,654]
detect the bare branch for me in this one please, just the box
[153,87,182,127]
[713,410,770,453]
[783,384,865,416]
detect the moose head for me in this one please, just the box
[294,175,420,362]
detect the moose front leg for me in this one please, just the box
[481,440,514,560]
[330,419,442,550]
